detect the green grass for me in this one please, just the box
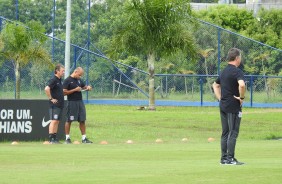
[2,89,282,103]
[1,105,282,184]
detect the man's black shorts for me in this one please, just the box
[66,100,86,122]
[49,106,64,121]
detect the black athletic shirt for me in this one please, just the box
[215,64,245,113]
[47,76,64,108]
[63,76,86,101]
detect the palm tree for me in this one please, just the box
[0,36,3,51]
[110,0,198,110]
[160,63,175,98]
[253,52,270,97]
[199,48,214,95]
[0,21,52,99]
[179,69,195,96]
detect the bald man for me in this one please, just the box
[63,67,93,144]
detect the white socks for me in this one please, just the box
[82,135,86,140]
[65,135,87,140]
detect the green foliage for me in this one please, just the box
[243,8,282,49]
[192,0,246,3]
[120,56,143,68]
[88,58,114,84]
[29,62,51,93]
[91,0,125,56]
[0,21,52,98]
[195,5,282,50]
[191,0,218,2]
[1,0,282,100]
[0,0,16,20]
[0,35,3,54]
[0,0,53,32]
[107,0,199,109]
[1,21,51,62]
[194,5,282,77]
[196,5,255,32]
[109,0,198,60]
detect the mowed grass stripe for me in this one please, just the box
[0,141,281,184]
[0,105,282,184]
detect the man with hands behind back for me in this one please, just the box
[213,48,245,165]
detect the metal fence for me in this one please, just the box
[1,8,282,107]
[191,3,282,11]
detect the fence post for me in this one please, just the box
[15,0,19,20]
[14,70,16,99]
[0,18,2,31]
[200,77,203,106]
[217,28,221,75]
[250,75,253,107]
[73,46,77,69]
[86,0,91,102]
[52,0,56,62]
[165,76,168,96]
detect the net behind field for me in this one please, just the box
[1,9,282,107]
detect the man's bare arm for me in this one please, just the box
[212,82,221,101]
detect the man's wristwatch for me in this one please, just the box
[240,97,245,100]
[49,98,53,100]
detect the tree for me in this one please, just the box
[109,0,198,110]
[29,62,50,94]
[253,52,270,96]
[0,21,52,99]
[0,35,3,51]
[195,5,255,33]
[199,48,214,95]
[0,0,53,32]
[0,0,15,20]
[244,8,282,49]
[179,69,195,96]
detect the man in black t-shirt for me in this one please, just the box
[45,64,65,144]
[63,67,93,144]
[213,48,245,165]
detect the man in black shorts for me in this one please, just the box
[63,67,93,144]
[45,64,65,144]
[213,48,245,165]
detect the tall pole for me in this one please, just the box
[217,28,221,75]
[15,0,19,20]
[14,0,19,99]
[0,18,2,31]
[254,0,262,17]
[64,0,71,78]
[86,0,91,101]
[52,0,56,62]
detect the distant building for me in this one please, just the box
[191,0,282,11]
[248,0,282,3]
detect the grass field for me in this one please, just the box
[1,89,282,103]
[1,105,282,184]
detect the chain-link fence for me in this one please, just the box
[1,4,282,107]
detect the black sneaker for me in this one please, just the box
[82,138,93,144]
[220,158,229,165]
[225,158,244,165]
[50,138,62,144]
[65,138,72,144]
